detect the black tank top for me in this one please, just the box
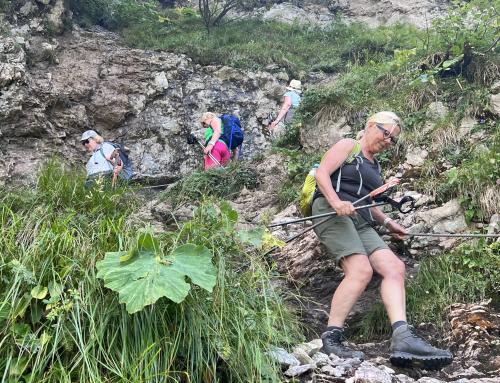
[315,152,382,223]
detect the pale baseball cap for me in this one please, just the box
[80,130,98,141]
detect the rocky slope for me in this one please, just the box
[1,1,499,382]
[1,1,290,185]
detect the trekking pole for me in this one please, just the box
[406,233,500,238]
[268,202,388,228]
[111,149,122,188]
[187,133,223,167]
[269,194,415,228]
[263,179,401,257]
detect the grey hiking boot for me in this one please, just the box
[320,329,365,360]
[390,324,453,370]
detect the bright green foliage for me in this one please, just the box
[97,232,217,313]
[237,227,265,248]
[438,133,499,221]
[406,240,500,324]
[431,0,499,55]
[273,121,302,149]
[272,148,322,207]
[0,163,300,382]
[163,161,259,207]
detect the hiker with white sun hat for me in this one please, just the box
[269,79,302,137]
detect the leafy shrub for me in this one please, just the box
[65,0,114,28]
[66,0,160,30]
[406,240,500,324]
[273,121,301,148]
[272,148,321,208]
[439,135,499,221]
[0,164,301,382]
[431,0,499,56]
[163,161,259,207]
[277,180,298,208]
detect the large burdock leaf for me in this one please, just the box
[96,243,216,314]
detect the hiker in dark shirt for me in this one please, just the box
[312,111,452,369]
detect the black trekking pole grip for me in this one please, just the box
[187,132,223,167]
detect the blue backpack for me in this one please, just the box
[101,141,134,180]
[219,114,244,150]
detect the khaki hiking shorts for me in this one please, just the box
[311,197,389,264]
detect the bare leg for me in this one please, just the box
[369,249,406,324]
[328,254,374,327]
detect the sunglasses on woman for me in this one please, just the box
[81,139,89,146]
[375,124,398,144]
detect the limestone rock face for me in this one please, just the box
[301,116,352,153]
[0,25,283,185]
[331,0,448,28]
[239,1,448,29]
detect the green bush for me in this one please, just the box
[65,0,114,28]
[0,163,301,382]
[66,0,160,30]
[272,148,321,208]
[273,122,301,149]
[406,240,500,325]
[438,133,499,221]
[277,180,298,209]
[163,161,259,207]
[430,0,499,56]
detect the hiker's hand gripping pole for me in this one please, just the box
[269,179,401,228]
[187,133,223,167]
[263,179,401,257]
[283,179,400,242]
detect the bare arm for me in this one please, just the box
[315,139,357,216]
[370,206,407,239]
[204,118,222,154]
[270,96,292,128]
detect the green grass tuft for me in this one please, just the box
[163,161,259,207]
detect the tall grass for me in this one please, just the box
[122,18,420,77]
[163,161,259,207]
[66,1,420,77]
[0,162,301,382]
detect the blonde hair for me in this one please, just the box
[93,135,104,144]
[200,112,217,123]
[367,111,403,130]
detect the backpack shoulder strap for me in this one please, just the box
[336,140,362,192]
[346,140,362,163]
[100,142,116,163]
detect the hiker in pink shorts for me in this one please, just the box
[200,112,231,170]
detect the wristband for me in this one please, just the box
[383,217,393,227]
